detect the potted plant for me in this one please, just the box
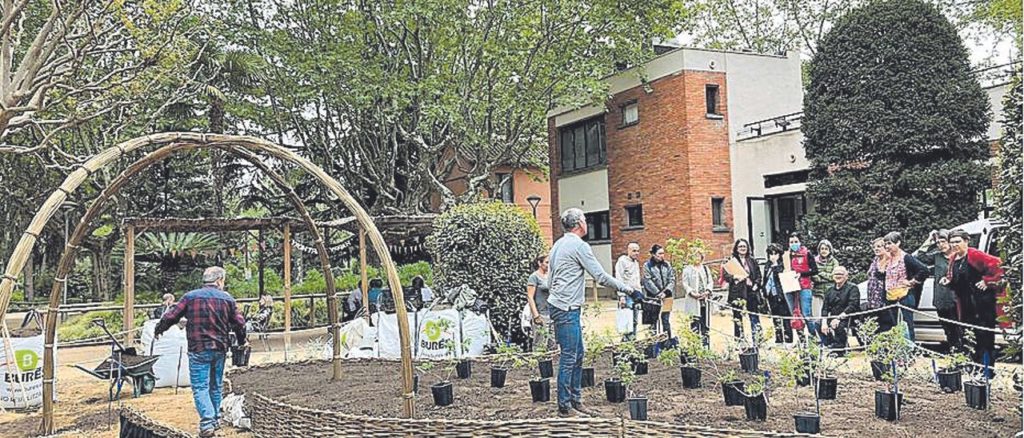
[417,359,459,407]
[490,343,526,388]
[606,343,642,403]
[716,369,746,407]
[856,317,890,381]
[534,325,554,379]
[937,351,968,393]
[779,342,829,433]
[963,368,990,410]
[814,349,846,401]
[583,331,611,388]
[742,374,769,422]
[866,322,916,421]
[522,353,551,403]
[608,353,645,419]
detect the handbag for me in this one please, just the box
[886,286,909,302]
[641,301,660,325]
[791,306,805,331]
[520,302,532,330]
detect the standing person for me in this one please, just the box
[642,244,675,339]
[411,275,433,309]
[615,242,643,341]
[882,232,929,341]
[155,267,246,437]
[914,230,961,351]
[812,240,839,343]
[947,228,1004,374]
[864,238,895,335]
[547,208,640,417]
[761,244,794,345]
[245,293,273,333]
[526,255,553,351]
[785,233,818,341]
[721,239,762,344]
[151,293,176,320]
[681,249,713,347]
[820,266,859,353]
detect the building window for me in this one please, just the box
[495,172,513,203]
[705,84,721,116]
[712,197,727,231]
[625,204,644,228]
[559,117,606,173]
[621,101,638,127]
[584,211,611,242]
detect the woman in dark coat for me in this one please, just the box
[913,229,961,351]
[721,238,763,344]
[761,243,793,344]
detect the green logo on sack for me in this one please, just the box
[424,321,443,342]
[14,350,38,371]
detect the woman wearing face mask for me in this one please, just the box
[762,243,794,344]
[721,238,762,343]
[882,231,929,341]
[642,244,675,338]
[785,233,818,341]
[812,240,839,343]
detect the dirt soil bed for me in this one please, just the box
[231,355,1021,437]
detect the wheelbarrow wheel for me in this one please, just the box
[137,374,156,395]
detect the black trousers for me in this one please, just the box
[689,304,709,347]
[936,306,963,352]
[961,291,997,368]
[766,293,793,343]
[824,319,849,350]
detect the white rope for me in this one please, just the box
[708,298,899,321]
[895,303,1016,335]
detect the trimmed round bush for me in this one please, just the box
[427,202,545,344]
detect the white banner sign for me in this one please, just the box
[1,333,50,409]
[374,309,490,359]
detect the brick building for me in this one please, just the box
[546,47,803,271]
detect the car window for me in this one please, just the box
[970,233,981,249]
[986,229,1000,256]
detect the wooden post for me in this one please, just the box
[257,228,265,296]
[283,224,292,352]
[308,295,315,327]
[360,228,369,321]
[123,225,135,345]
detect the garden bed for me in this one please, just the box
[229,355,1021,437]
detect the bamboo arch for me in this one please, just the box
[0,134,416,433]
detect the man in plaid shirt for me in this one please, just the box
[156,266,247,437]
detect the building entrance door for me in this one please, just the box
[747,197,771,259]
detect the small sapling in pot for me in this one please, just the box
[606,343,641,403]
[742,374,769,422]
[582,331,611,388]
[937,351,967,393]
[866,322,916,421]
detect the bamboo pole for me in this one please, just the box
[123,225,135,346]
[0,133,413,429]
[360,228,369,322]
[283,224,292,353]
[257,228,265,296]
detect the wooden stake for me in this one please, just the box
[283,224,292,354]
[360,228,369,321]
[123,225,135,346]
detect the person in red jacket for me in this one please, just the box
[946,229,1004,374]
[785,233,819,342]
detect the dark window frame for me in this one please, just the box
[558,117,607,173]
[619,100,639,128]
[584,210,611,243]
[711,197,729,232]
[705,84,722,118]
[624,204,644,229]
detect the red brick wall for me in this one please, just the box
[548,70,735,262]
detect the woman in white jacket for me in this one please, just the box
[681,250,713,346]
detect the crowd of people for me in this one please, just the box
[536,207,1007,418]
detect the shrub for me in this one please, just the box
[427,202,544,343]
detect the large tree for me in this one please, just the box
[801,0,992,273]
[210,0,688,214]
[994,69,1021,355]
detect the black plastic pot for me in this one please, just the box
[870,360,886,381]
[538,359,554,379]
[529,378,551,403]
[680,366,702,389]
[230,344,251,367]
[874,390,903,421]
[739,350,759,373]
[627,396,648,420]
[490,367,508,388]
[744,393,767,421]
[431,382,454,407]
[605,379,626,403]
[938,369,962,393]
[794,412,821,434]
[964,381,989,410]
[815,376,838,400]
[456,360,472,379]
[644,343,658,359]
[582,367,596,388]
[796,372,811,387]
[722,380,746,406]
[632,360,649,376]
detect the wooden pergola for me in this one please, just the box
[119,215,436,347]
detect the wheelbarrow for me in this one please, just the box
[72,319,158,400]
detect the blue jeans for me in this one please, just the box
[784,290,817,340]
[188,350,227,432]
[890,293,916,341]
[550,306,583,409]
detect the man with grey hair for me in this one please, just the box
[548,208,640,417]
[820,266,859,353]
[156,266,246,437]
[150,293,176,320]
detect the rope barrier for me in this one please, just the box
[894,303,1017,335]
[707,298,899,322]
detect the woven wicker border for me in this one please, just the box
[119,406,195,438]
